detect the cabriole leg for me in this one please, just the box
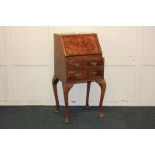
[62,83,73,123]
[52,76,59,112]
[96,79,106,118]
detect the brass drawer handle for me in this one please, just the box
[73,63,80,68]
[91,62,97,66]
[91,72,97,76]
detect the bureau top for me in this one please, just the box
[54,33,102,57]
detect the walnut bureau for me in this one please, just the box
[52,33,106,123]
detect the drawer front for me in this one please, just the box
[88,68,103,79]
[67,69,103,82]
[85,58,103,67]
[67,59,84,70]
[67,71,87,81]
[67,57,103,70]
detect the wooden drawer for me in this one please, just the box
[66,56,103,71]
[67,68,103,82]
[88,68,103,79]
[67,71,87,81]
[67,59,84,70]
[85,57,103,67]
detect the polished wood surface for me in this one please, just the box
[62,34,102,56]
[53,33,106,123]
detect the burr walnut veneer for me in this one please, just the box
[52,33,106,123]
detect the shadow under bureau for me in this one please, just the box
[52,33,106,123]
